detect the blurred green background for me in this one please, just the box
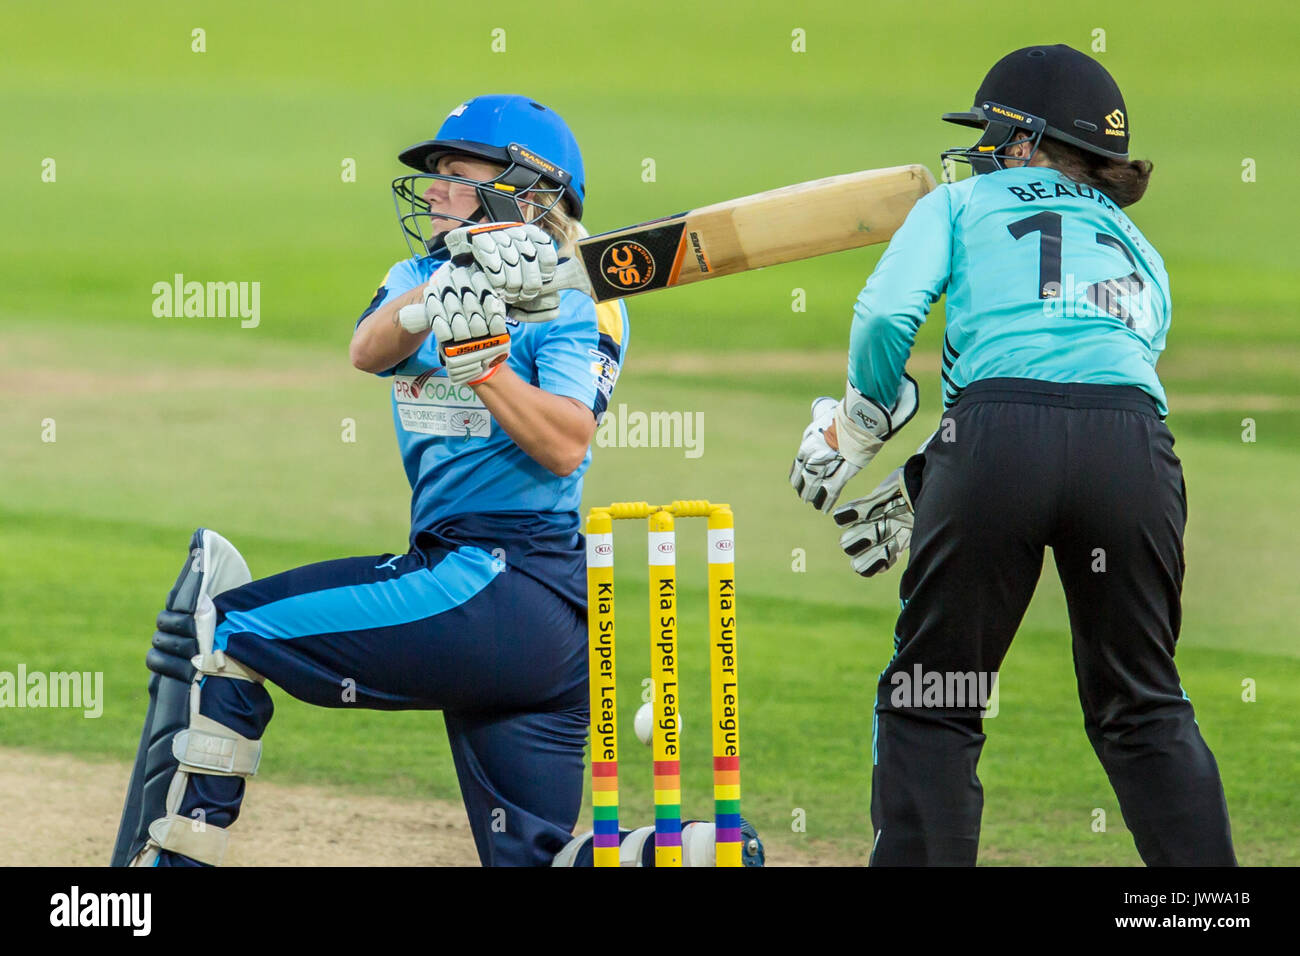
[2,0,1296,864]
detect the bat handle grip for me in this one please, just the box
[550,257,592,298]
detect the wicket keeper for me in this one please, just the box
[790,45,1235,866]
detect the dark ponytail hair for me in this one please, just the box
[1036,138,1153,207]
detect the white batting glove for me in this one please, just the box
[445,222,561,322]
[500,289,562,323]
[397,261,450,335]
[399,263,511,386]
[833,467,914,577]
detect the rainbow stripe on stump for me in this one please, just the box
[648,509,682,866]
[586,509,620,868]
[707,506,741,866]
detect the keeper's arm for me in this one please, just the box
[847,187,954,408]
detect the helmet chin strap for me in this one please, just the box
[476,190,525,224]
[969,120,1021,174]
[942,123,1042,176]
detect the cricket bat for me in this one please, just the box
[555,163,936,302]
[412,164,935,361]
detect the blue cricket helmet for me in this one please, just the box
[400,94,585,217]
[393,95,585,257]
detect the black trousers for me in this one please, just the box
[869,378,1235,866]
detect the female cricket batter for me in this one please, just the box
[790,46,1235,865]
[112,95,630,867]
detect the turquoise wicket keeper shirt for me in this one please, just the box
[848,166,1172,416]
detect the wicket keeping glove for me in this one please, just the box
[833,467,914,577]
[399,262,511,386]
[445,222,562,322]
[790,375,919,512]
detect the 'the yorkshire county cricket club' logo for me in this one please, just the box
[1104,109,1126,136]
[457,411,487,439]
[600,241,655,291]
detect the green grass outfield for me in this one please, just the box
[2,0,1297,864]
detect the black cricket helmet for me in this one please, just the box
[941,45,1130,175]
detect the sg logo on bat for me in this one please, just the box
[600,241,656,291]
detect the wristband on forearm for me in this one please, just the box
[835,374,919,465]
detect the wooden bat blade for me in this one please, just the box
[567,164,936,303]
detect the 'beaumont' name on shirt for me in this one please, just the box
[1006,180,1118,213]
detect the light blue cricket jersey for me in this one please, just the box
[849,166,1172,416]
[358,252,630,535]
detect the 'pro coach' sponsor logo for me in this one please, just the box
[393,371,491,438]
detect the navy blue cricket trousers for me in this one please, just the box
[159,515,589,867]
